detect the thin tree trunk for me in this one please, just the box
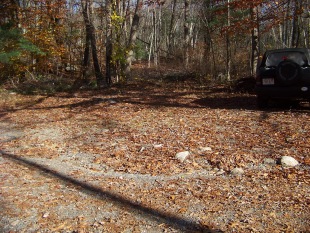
[82,28,91,80]
[202,0,216,78]
[291,0,301,47]
[279,24,283,47]
[82,0,105,88]
[124,0,141,78]
[226,0,231,81]
[157,4,162,65]
[206,26,216,78]
[106,0,112,85]
[168,0,177,55]
[301,0,310,47]
[284,0,291,46]
[184,0,190,68]
[251,4,259,76]
[148,32,153,67]
[153,8,158,66]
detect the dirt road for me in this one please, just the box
[0,84,309,232]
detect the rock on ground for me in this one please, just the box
[175,151,190,162]
[280,156,299,167]
[231,167,245,176]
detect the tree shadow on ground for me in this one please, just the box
[0,150,223,233]
[194,93,310,113]
[3,79,310,113]
[193,95,258,110]
[0,96,48,113]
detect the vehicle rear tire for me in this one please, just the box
[257,96,269,108]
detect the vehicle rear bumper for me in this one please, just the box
[255,85,310,99]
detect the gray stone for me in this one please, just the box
[263,158,276,165]
[231,167,245,176]
[175,151,190,162]
[280,156,299,167]
[107,99,117,104]
[216,169,226,175]
[198,146,212,154]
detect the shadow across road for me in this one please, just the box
[0,150,223,233]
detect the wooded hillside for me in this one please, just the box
[1,0,310,87]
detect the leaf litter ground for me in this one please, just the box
[0,80,310,232]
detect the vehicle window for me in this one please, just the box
[265,52,306,66]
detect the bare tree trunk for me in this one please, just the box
[168,0,177,55]
[124,0,141,78]
[153,8,158,66]
[279,24,283,47]
[291,0,301,47]
[301,0,310,47]
[82,27,91,80]
[202,0,216,78]
[148,31,153,68]
[251,4,259,76]
[284,0,291,46]
[157,4,162,64]
[106,0,112,86]
[184,0,190,68]
[205,26,216,78]
[82,0,105,88]
[226,0,231,81]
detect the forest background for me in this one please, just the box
[1,1,310,232]
[1,0,310,89]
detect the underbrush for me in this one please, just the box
[0,61,256,96]
[3,74,75,95]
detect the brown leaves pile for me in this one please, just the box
[1,80,309,232]
[2,83,310,174]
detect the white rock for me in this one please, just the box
[231,168,245,176]
[153,144,163,149]
[175,151,190,162]
[11,220,20,226]
[42,212,49,218]
[216,169,226,175]
[107,99,117,104]
[198,146,212,154]
[281,156,299,167]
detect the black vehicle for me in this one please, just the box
[255,48,310,108]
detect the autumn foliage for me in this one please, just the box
[0,0,309,86]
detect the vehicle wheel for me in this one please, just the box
[276,60,300,86]
[257,96,269,108]
[290,100,300,108]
